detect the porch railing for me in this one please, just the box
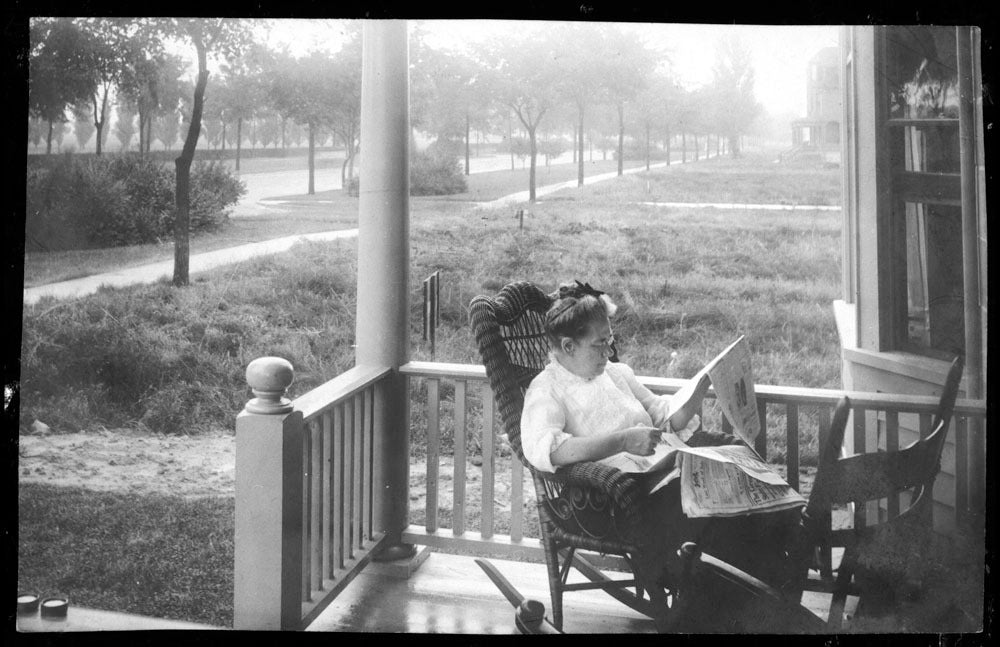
[400,361,987,563]
[234,360,393,630]
[233,358,986,629]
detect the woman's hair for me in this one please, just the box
[544,281,618,346]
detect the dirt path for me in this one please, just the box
[18,431,237,499]
[16,430,499,509]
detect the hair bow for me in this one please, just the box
[573,280,605,299]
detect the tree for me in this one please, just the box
[598,25,658,176]
[119,41,185,156]
[268,50,339,194]
[28,117,45,150]
[72,105,95,151]
[154,18,254,286]
[552,23,612,187]
[115,104,136,151]
[156,109,181,151]
[412,41,489,177]
[710,33,761,157]
[217,42,271,171]
[632,73,682,170]
[327,31,362,185]
[74,18,132,156]
[477,29,561,202]
[28,18,94,154]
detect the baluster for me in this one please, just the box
[322,412,333,580]
[310,422,322,593]
[852,406,869,528]
[333,404,344,571]
[481,383,495,540]
[754,399,767,459]
[885,411,899,520]
[352,393,363,552]
[364,387,374,542]
[453,380,467,536]
[786,403,799,493]
[371,379,387,541]
[344,398,354,561]
[817,404,833,579]
[426,379,440,533]
[511,454,524,543]
[301,428,311,602]
[955,416,968,527]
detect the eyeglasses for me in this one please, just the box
[588,333,615,355]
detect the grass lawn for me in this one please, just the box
[18,483,234,627]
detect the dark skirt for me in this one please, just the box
[620,430,803,591]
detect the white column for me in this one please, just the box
[356,20,415,560]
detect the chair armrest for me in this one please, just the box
[543,461,644,513]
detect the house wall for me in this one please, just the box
[838,26,987,535]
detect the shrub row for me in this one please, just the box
[25,153,245,252]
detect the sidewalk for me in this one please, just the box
[23,230,358,305]
[24,151,721,305]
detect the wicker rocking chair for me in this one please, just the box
[470,281,665,630]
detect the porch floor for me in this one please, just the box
[306,549,850,633]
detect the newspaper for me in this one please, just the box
[669,335,760,446]
[675,445,805,517]
[599,337,806,517]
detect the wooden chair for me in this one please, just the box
[470,281,661,631]
[793,355,964,630]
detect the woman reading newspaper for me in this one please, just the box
[520,281,802,603]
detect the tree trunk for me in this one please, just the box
[528,125,537,202]
[174,34,209,288]
[281,117,287,149]
[681,132,686,163]
[93,88,109,156]
[507,113,514,171]
[694,134,699,161]
[577,106,585,187]
[45,119,53,155]
[665,126,671,165]
[616,102,624,176]
[645,123,650,171]
[236,117,242,172]
[464,111,470,176]
[146,118,153,154]
[221,122,226,152]
[307,123,315,194]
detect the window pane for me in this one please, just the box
[897,122,960,173]
[904,202,965,354]
[887,27,958,119]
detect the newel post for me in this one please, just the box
[234,356,304,630]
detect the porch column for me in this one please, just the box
[356,20,415,561]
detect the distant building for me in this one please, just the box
[791,47,841,158]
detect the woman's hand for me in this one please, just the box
[620,426,663,456]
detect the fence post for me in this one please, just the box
[234,356,304,630]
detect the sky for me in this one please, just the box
[260,19,839,117]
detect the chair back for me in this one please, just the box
[469,281,553,465]
[807,354,964,528]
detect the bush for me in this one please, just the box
[344,149,468,197]
[24,153,245,251]
[189,160,246,231]
[410,149,467,196]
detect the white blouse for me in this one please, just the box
[520,357,685,473]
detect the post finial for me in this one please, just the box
[245,357,294,414]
